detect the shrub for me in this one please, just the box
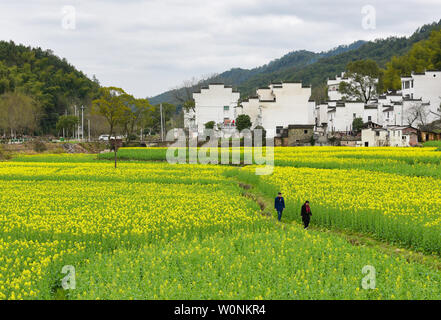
[33,140,48,153]
[423,141,441,148]
[204,121,215,130]
[236,114,252,132]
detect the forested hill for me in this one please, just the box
[150,20,441,104]
[0,41,100,133]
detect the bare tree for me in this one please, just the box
[172,73,219,112]
[405,103,430,127]
[0,92,41,138]
[172,78,201,110]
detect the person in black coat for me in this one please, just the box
[274,192,285,222]
[301,201,312,229]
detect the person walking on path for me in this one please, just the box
[301,201,312,229]
[275,192,285,222]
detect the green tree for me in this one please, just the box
[204,121,215,130]
[352,117,364,134]
[92,87,130,140]
[339,60,381,103]
[120,97,152,143]
[383,30,441,91]
[236,114,252,132]
[56,115,79,140]
[183,100,195,113]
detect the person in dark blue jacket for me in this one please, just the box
[274,192,285,222]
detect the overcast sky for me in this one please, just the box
[0,0,440,98]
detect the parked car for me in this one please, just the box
[99,135,124,141]
[98,135,115,141]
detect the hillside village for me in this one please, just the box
[184,69,441,147]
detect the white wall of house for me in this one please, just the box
[361,129,389,147]
[190,84,240,133]
[240,82,314,138]
[239,97,260,128]
[402,71,441,123]
[389,128,411,147]
[362,127,416,147]
[315,104,328,127]
[327,73,348,101]
[363,106,380,124]
[327,102,365,132]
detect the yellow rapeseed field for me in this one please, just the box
[1,148,441,300]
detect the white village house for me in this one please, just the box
[361,126,418,147]
[237,82,315,138]
[184,70,440,146]
[316,70,441,136]
[401,70,441,124]
[186,82,315,138]
[185,83,240,135]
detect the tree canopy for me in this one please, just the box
[236,114,252,132]
[339,60,380,103]
[383,29,441,91]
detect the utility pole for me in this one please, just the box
[88,119,91,142]
[160,103,164,142]
[81,105,85,141]
[74,105,77,140]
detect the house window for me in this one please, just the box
[402,136,406,140]
[304,130,308,134]
[353,113,356,119]
[224,106,229,111]
[276,126,283,134]
[376,131,380,137]
[368,116,372,121]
